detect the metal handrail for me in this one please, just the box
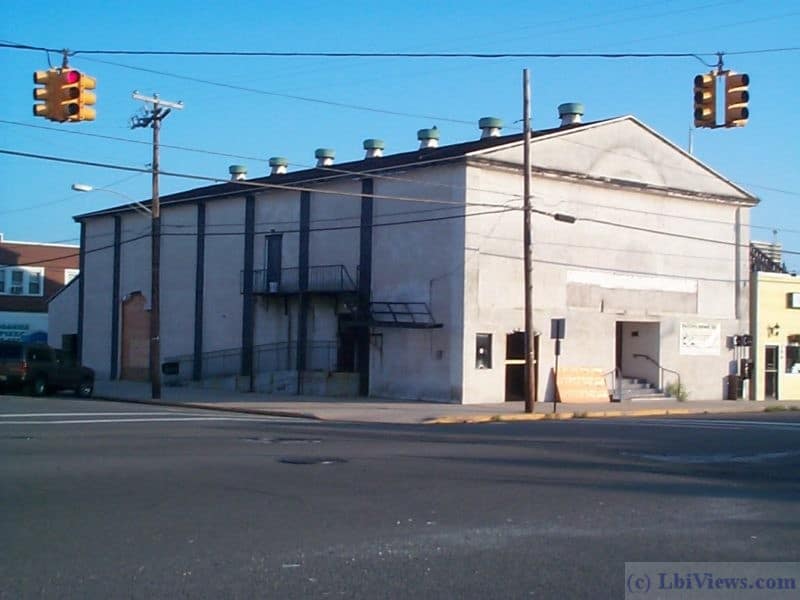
[165,340,341,381]
[603,366,622,401]
[242,265,357,295]
[632,353,680,394]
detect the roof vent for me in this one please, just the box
[269,157,288,176]
[417,126,440,149]
[558,102,584,127]
[315,148,335,167]
[228,165,247,181]
[363,138,385,158]
[478,117,503,138]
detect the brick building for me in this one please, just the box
[0,234,79,343]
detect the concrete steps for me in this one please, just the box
[620,377,669,401]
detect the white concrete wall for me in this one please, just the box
[48,280,79,348]
[369,165,465,401]
[81,217,116,377]
[203,197,246,353]
[160,205,198,360]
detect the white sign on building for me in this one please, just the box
[679,322,721,356]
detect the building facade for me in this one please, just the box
[750,271,800,400]
[74,113,757,403]
[0,234,79,344]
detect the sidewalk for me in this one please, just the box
[92,380,800,425]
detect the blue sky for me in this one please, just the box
[1,0,798,270]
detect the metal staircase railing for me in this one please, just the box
[632,353,680,396]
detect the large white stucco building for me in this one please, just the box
[73,109,757,403]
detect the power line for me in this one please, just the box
[5,117,800,226]
[3,148,798,257]
[77,56,476,126]
[4,40,798,59]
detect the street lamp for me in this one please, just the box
[71,183,151,216]
[72,182,161,401]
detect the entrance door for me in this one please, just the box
[504,331,538,402]
[764,345,779,399]
[505,331,525,402]
[265,234,282,288]
[337,316,357,372]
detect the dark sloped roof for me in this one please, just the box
[73,120,607,221]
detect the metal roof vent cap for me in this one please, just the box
[315,148,335,167]
[269,157,288,176]
[363,138,385,158]
[229,165,247,181]
[558,102,584,127]
[478,117,503,138]
[417,126,440,149]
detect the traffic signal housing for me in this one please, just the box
[693,72,717,128]
[33,69,61,120]
[32,68,96,123]
[60,69,97,122]
[724,72,749,128]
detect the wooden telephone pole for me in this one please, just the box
[131,92,183,400]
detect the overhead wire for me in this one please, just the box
[4,117,799,235]
[2,147,799,258]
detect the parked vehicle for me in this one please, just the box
[0,341,94,397]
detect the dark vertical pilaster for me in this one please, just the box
[110,216,121,379]
[241,195,255,383]
[357,178,374,396]
[77,222,86,363]
[192,202,206,380]
[296,191,311,391]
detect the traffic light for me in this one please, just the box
[60,69,96,122]
[33,69,60,120]
[724,72,749,128]
[693,72,717,128]
[32,68,96,123]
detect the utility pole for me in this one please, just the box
[131,92,183,400]
[522,69,536,413]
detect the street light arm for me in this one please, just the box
[71,183,151,216]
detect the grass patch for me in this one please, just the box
[665,382,688,402]
[764,405,800,412]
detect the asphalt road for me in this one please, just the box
[2,395,799,599]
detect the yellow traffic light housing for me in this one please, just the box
[33,69,61,120]
[724,72,749,128]
[32,68,96,123]
[693,72,717,128]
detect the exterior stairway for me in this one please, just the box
[619,376,668,401]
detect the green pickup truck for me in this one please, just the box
[0,341,94,397]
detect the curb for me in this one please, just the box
[424,407,737,424]
[91,394,321,422]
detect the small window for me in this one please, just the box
[65,269,80,285]
[787,346,800,375]
[28,271,41,295]
[476,333,493,369]
[11,270,23,295]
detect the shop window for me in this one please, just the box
[476,333,492,369]
[787,345,800,375]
